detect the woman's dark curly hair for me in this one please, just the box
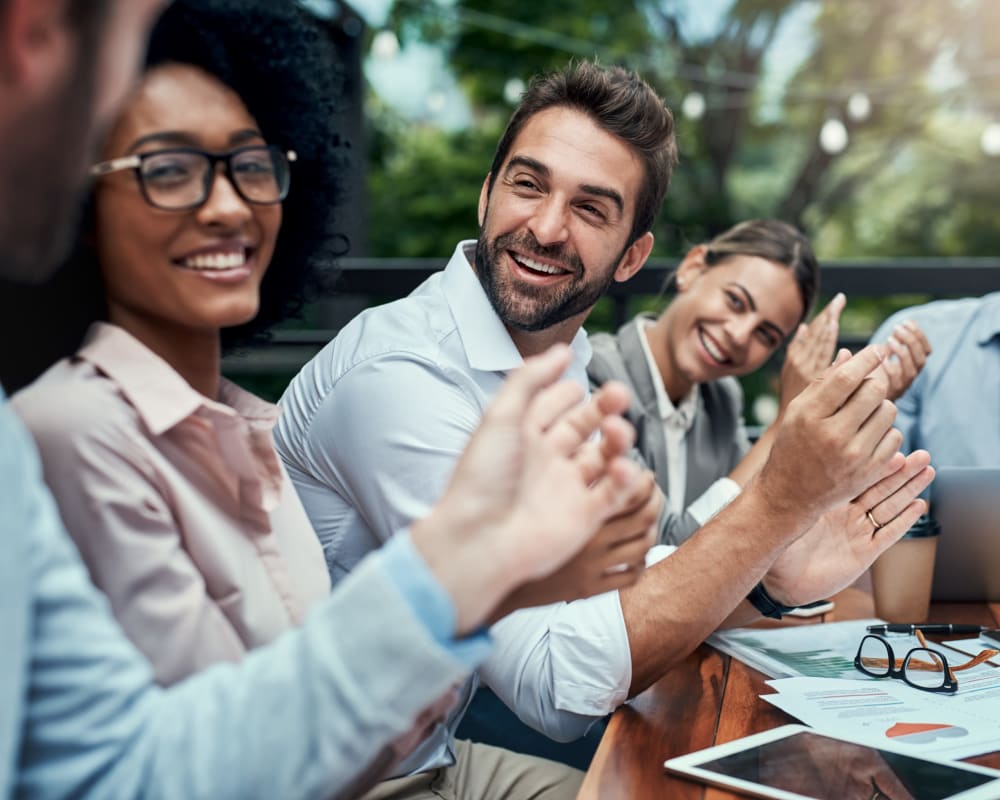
[0,0,346,389]
[145,0,347,348]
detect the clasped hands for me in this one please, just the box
[412,344,657,635]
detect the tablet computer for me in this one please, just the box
[664,725,1000,800]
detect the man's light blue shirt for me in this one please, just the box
[871,292,1000,467]
[0,383,488,799]
[275,241,633,777]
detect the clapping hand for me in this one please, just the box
[759,345,901,524]
[412,344,649,634]
[763,449,934,606]
[490,468,660,620]
[880,319,931,401]
[779,293,845,410]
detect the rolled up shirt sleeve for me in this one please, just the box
[479,590,630,742]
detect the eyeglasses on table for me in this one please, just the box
[854,629,998,693]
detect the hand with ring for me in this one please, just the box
[865,509,883,531]
[760,449,935,607]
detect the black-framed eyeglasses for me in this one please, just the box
[854,631,997,693]
[90,145,296,211]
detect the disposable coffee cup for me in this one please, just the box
[870,514,940,623]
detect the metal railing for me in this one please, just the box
[223,256,1000,375]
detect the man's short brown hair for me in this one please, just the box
[487,60,678,245]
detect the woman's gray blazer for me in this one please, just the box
[587,315,751,544]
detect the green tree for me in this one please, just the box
[367,0,1000,260]
[367,98,496,257]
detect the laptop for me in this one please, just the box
[930,467,1000,602]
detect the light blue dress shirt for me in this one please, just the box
[871,292,1000,467]
[275,241,633,778]
[0,384,489,799]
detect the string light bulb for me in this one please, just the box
[503,78,525,105]
[371,30,399,60]
[980,122,1000,157]
[681,92,706,120]
[846,92,871,122]
[819,117,849,155]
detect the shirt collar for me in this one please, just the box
[974,292,1000,346]
[637,317,698,429]
[77,322,279,436]
[442,240,593,380]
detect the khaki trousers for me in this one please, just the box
[359,739,584,800]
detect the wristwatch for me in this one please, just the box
[746,581,797,620]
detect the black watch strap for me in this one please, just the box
[746,581,797,620]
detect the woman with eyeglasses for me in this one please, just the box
[587,220,930,547]
[9,0,340,685]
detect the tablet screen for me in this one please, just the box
[696,731,993,800]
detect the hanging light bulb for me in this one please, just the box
[819,117,849,155]
[371,30,399,60]
[980,122,1000,157]
[846,92,872,122]
[681,92,706,121]
[752,394,780,428]
[503,78,526,105]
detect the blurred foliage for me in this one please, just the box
[367,0,1000,259]
[366,96,499,254]
[327,0,1000,420]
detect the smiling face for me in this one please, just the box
[475,106,653,347]
[651,247,804,401]
[93,62,282,346]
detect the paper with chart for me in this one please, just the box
[707,619,882,679]
[761,672,1000,759]
[709,619,1000,757]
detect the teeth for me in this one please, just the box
[515,254,564,275]
[700,331,727,362]
[181,251,248,270]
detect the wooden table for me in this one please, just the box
[578,589,1000,799]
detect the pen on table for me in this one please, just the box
[866,623,987,635]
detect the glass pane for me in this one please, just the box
[857,636,891,677]
[142,152,203,187]
[141,152,206,207]
[904,648,948,689]
[232,148,283,201]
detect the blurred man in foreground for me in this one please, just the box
[0,2,652,796]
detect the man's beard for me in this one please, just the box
[0,43,100,284]
[474,229,620,332]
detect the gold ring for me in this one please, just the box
[866,509,884,531]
